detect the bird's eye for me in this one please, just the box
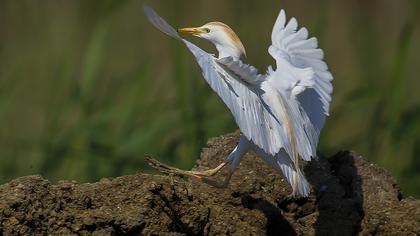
[205,28,210,33]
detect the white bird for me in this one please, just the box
[144,5,333,197]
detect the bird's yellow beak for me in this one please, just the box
[177,27,208,35]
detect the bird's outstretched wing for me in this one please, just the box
[267,9,333,155]
[144,5,291,156]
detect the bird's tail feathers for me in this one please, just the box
[255,147,311,197]
[278,157,311,197]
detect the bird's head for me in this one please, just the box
[177,22,246,59]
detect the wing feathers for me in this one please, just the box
[289,37,317,50]
[268,9,333,161]
[271,10,286,44]
[285,17,298,32]
[143,5,182,40]
[217,57,265,84]
[293,48,324,59]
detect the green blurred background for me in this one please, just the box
[0,0,419,197]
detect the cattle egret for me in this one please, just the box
[144,5,333,196]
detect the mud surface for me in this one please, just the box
[0,131,419,235]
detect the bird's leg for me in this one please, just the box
[146,134,251,188]
[201,170,233,188]
[200,135,251,187]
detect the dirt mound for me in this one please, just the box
[0,131,419,235]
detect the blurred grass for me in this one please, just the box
[0,0,419,197]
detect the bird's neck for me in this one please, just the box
[215,43,243,59]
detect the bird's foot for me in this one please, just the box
[146,156,188,176]
[187,162,228,177]
[146,156,232,188]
